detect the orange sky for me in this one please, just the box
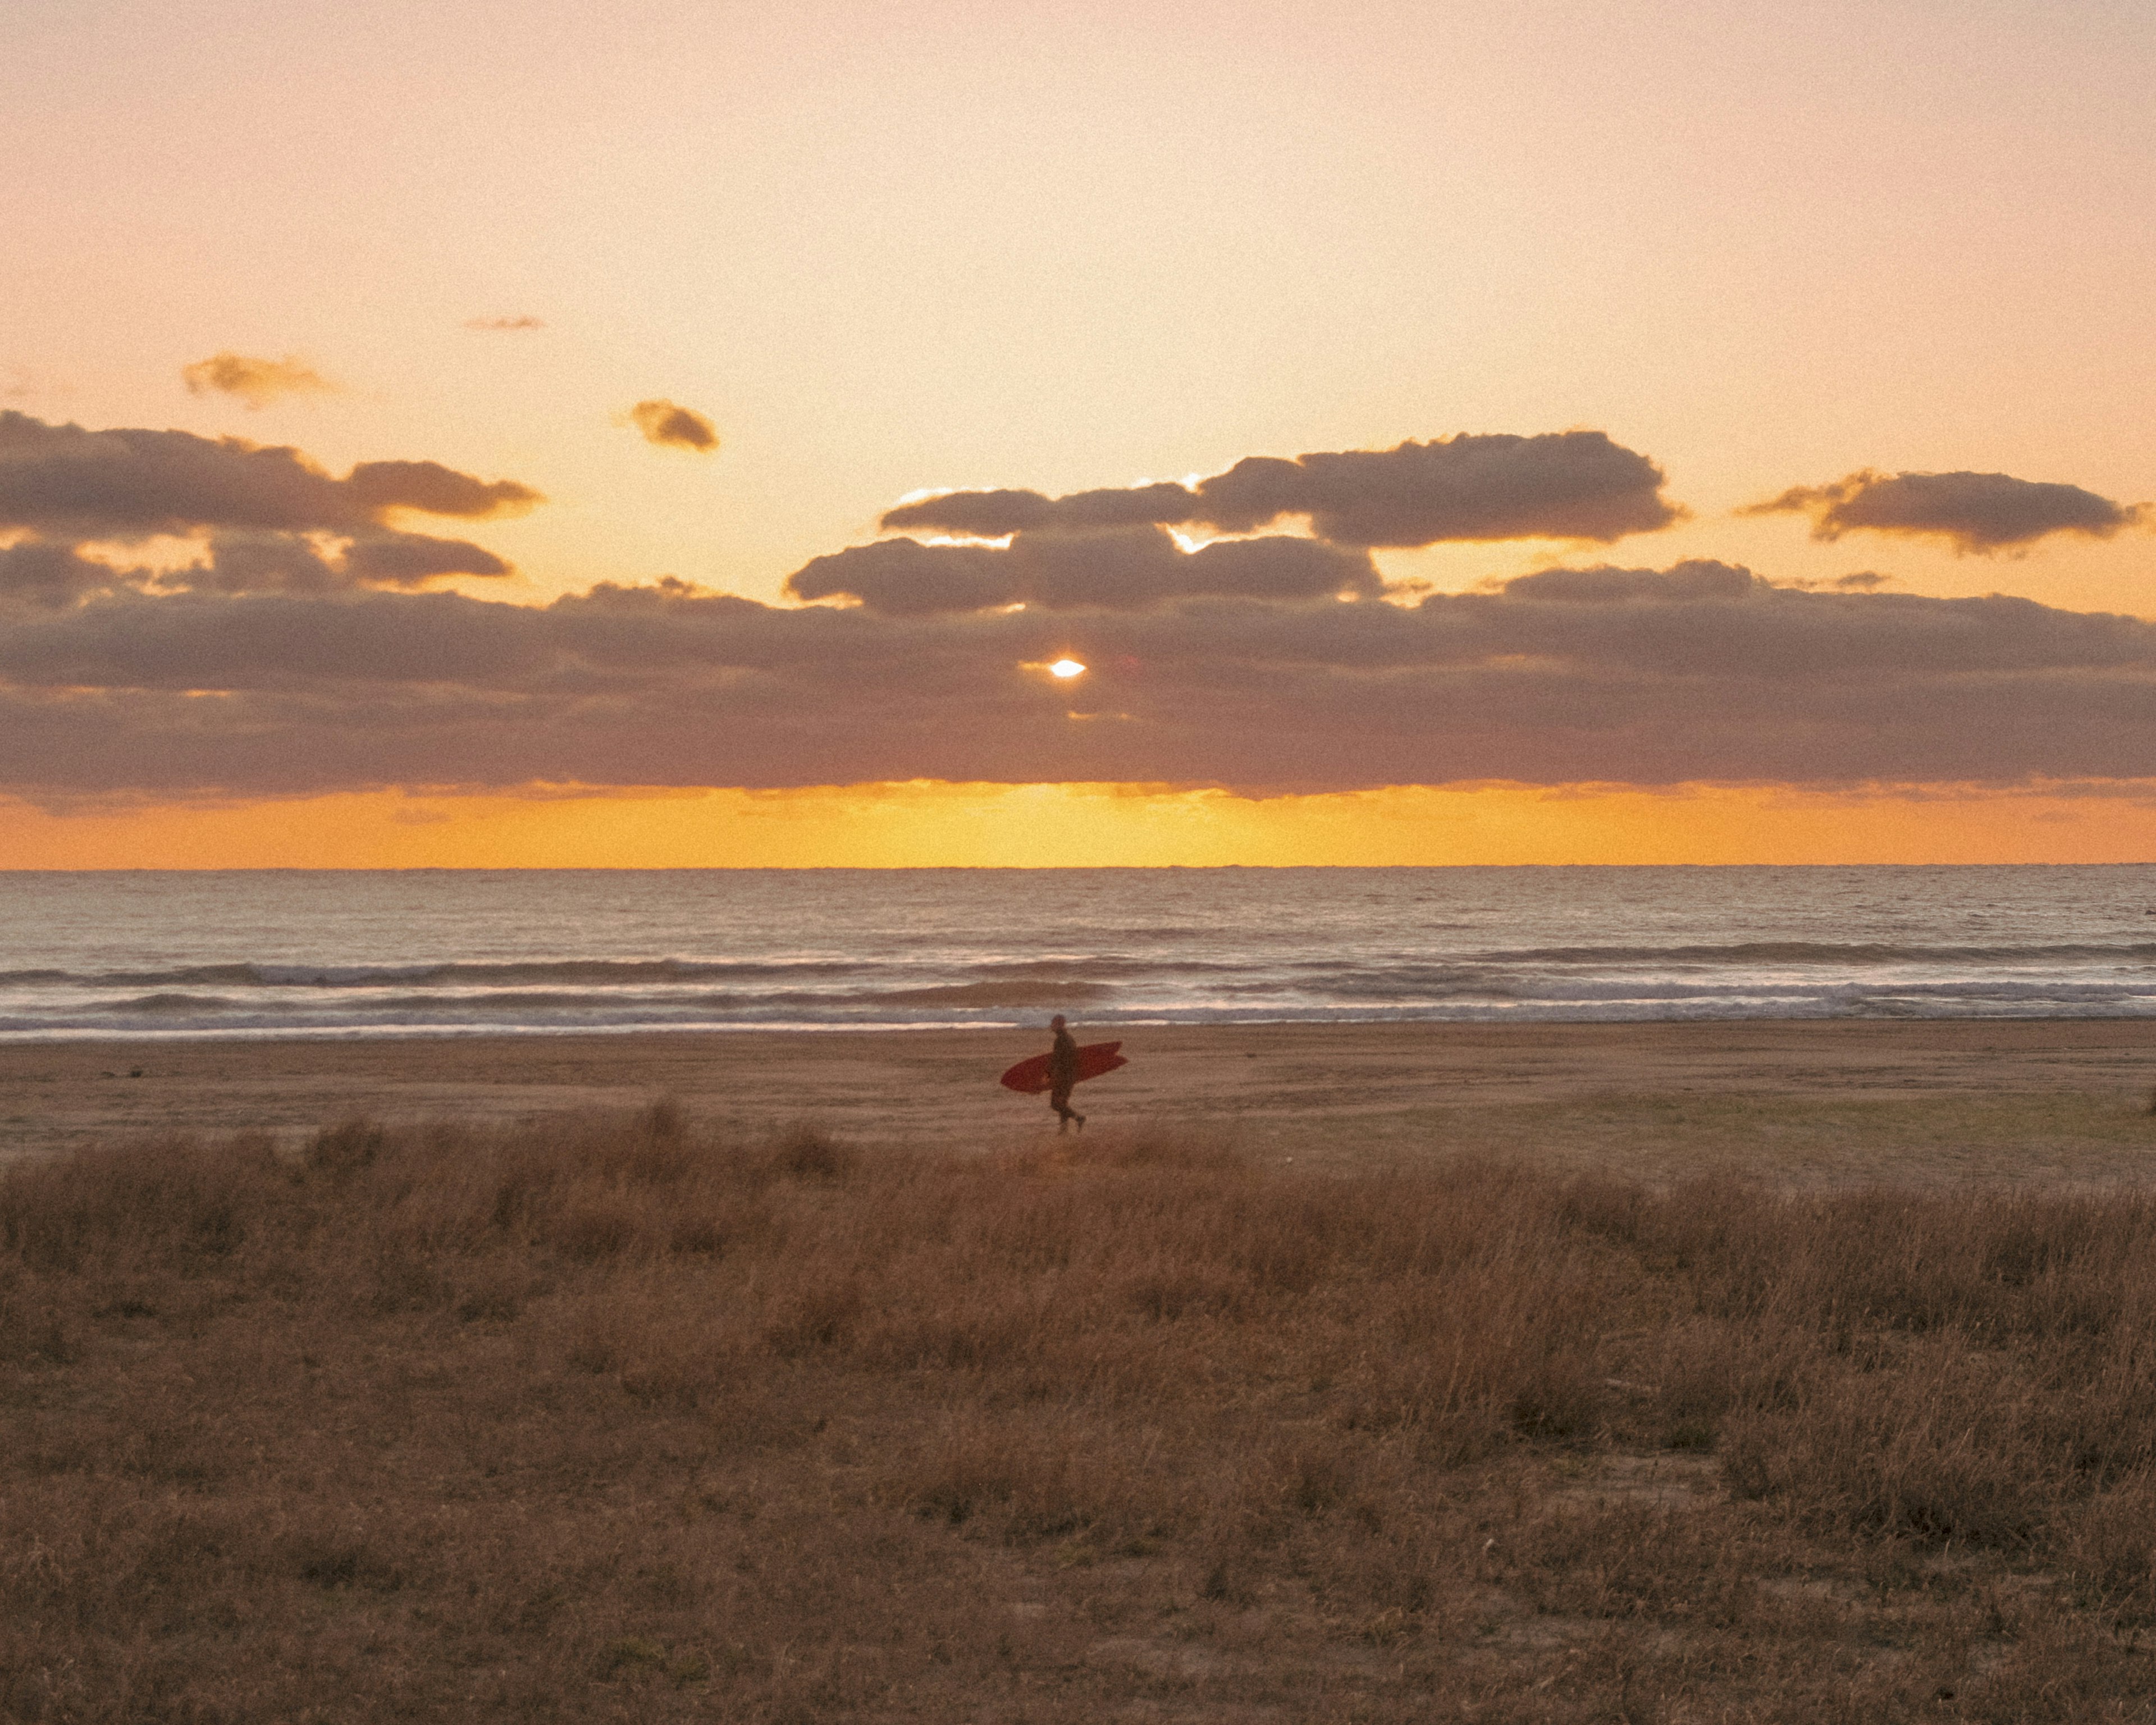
[10,781,2156,870]
[4,0,2154,866]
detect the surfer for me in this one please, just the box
[1047,1014,1086,1134]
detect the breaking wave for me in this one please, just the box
[6,864,2156,1039]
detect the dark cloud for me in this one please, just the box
[10,418,2150,802]
[163,533,344,596]
[880,432,1682,547]
[345,460,541,520]
[125,532,511,597]
[628,400,720,453]
[787,537,1008,615]
[0,413,533,601]
[1497,561,1757,604]
[131,532,511,596]
[465,315,545,332]
[1,413,361,539]
[1744,469,2144,553]
[785,527,1380,614]
[0,541,117,608]
[0,413,540,541]
[339,533,512,585]
[11,555,2156,800]
[181,352,337,409]
[882,487,1056,537]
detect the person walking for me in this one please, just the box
[1047,1014,1086,1134]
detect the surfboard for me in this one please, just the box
[999,1040,1127,1094]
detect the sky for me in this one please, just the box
[4,0,2154,866]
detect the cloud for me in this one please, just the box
[786,527,1380,614]
[338,533,512,585]
[0,413,540,541]
[181,352,337,409]
[0,541,117,608]
[11,553,2156,801]
[0,412,535,600]
[880,432,1682,547]
[151,532,510,594]
[1743,468,2144,553]
[345,460,542,519]
[10,421,2152,803]
[465,315,545,332]
[628,399,719,453]
[158,533,344,596]
[787,537,1007,615]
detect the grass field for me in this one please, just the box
[8,1107,2156,1721]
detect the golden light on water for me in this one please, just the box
[1049,659,1086,678]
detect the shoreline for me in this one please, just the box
[7,1018,2156,1183]
[8,1009,2156,1048]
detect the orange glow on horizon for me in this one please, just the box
[4,781,2156,869]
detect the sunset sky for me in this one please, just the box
[5,0,2155,866]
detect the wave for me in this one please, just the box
[13,994,2156,1042]
[11,940,2156,1001]
[1463,941,2156,966]
[0,952,1253,992]
[967,956,1243,981]
[25,970,2156,1028]
[864,980,1120,1007]
[0,956,873,991]
[13,863,2156,1041]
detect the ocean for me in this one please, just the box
[3,866,2155,1041]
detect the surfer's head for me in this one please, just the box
[1050,1014,1066,1030]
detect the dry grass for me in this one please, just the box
[8,1108,2156,1720]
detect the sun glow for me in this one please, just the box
[11,781,2156,870]
[1049,659,1086,678]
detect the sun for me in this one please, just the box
[1049,659,1086,678]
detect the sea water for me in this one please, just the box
[3,866,2155,1041]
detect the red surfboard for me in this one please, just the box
[999,1040,1127,1094]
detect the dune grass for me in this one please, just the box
[7,1107,2156,1720]
[1332,1090,2156,1188]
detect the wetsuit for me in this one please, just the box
[1048,1024,1084,1130]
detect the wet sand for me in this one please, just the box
[6,1019,2156,1184]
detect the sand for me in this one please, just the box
[6,1018,2156,1184]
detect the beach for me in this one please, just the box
[10,1017,2156,1184]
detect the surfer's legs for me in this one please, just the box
[1050,1082,1084,1133]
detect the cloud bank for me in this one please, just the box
[181,353,337,409]
[1745,468,2144,553]
[881,431,1682,547]
[10,549,2156,801]
[628,400,719,453]
[8,417,2149,805]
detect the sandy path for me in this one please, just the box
[7,1019,2156,1183]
